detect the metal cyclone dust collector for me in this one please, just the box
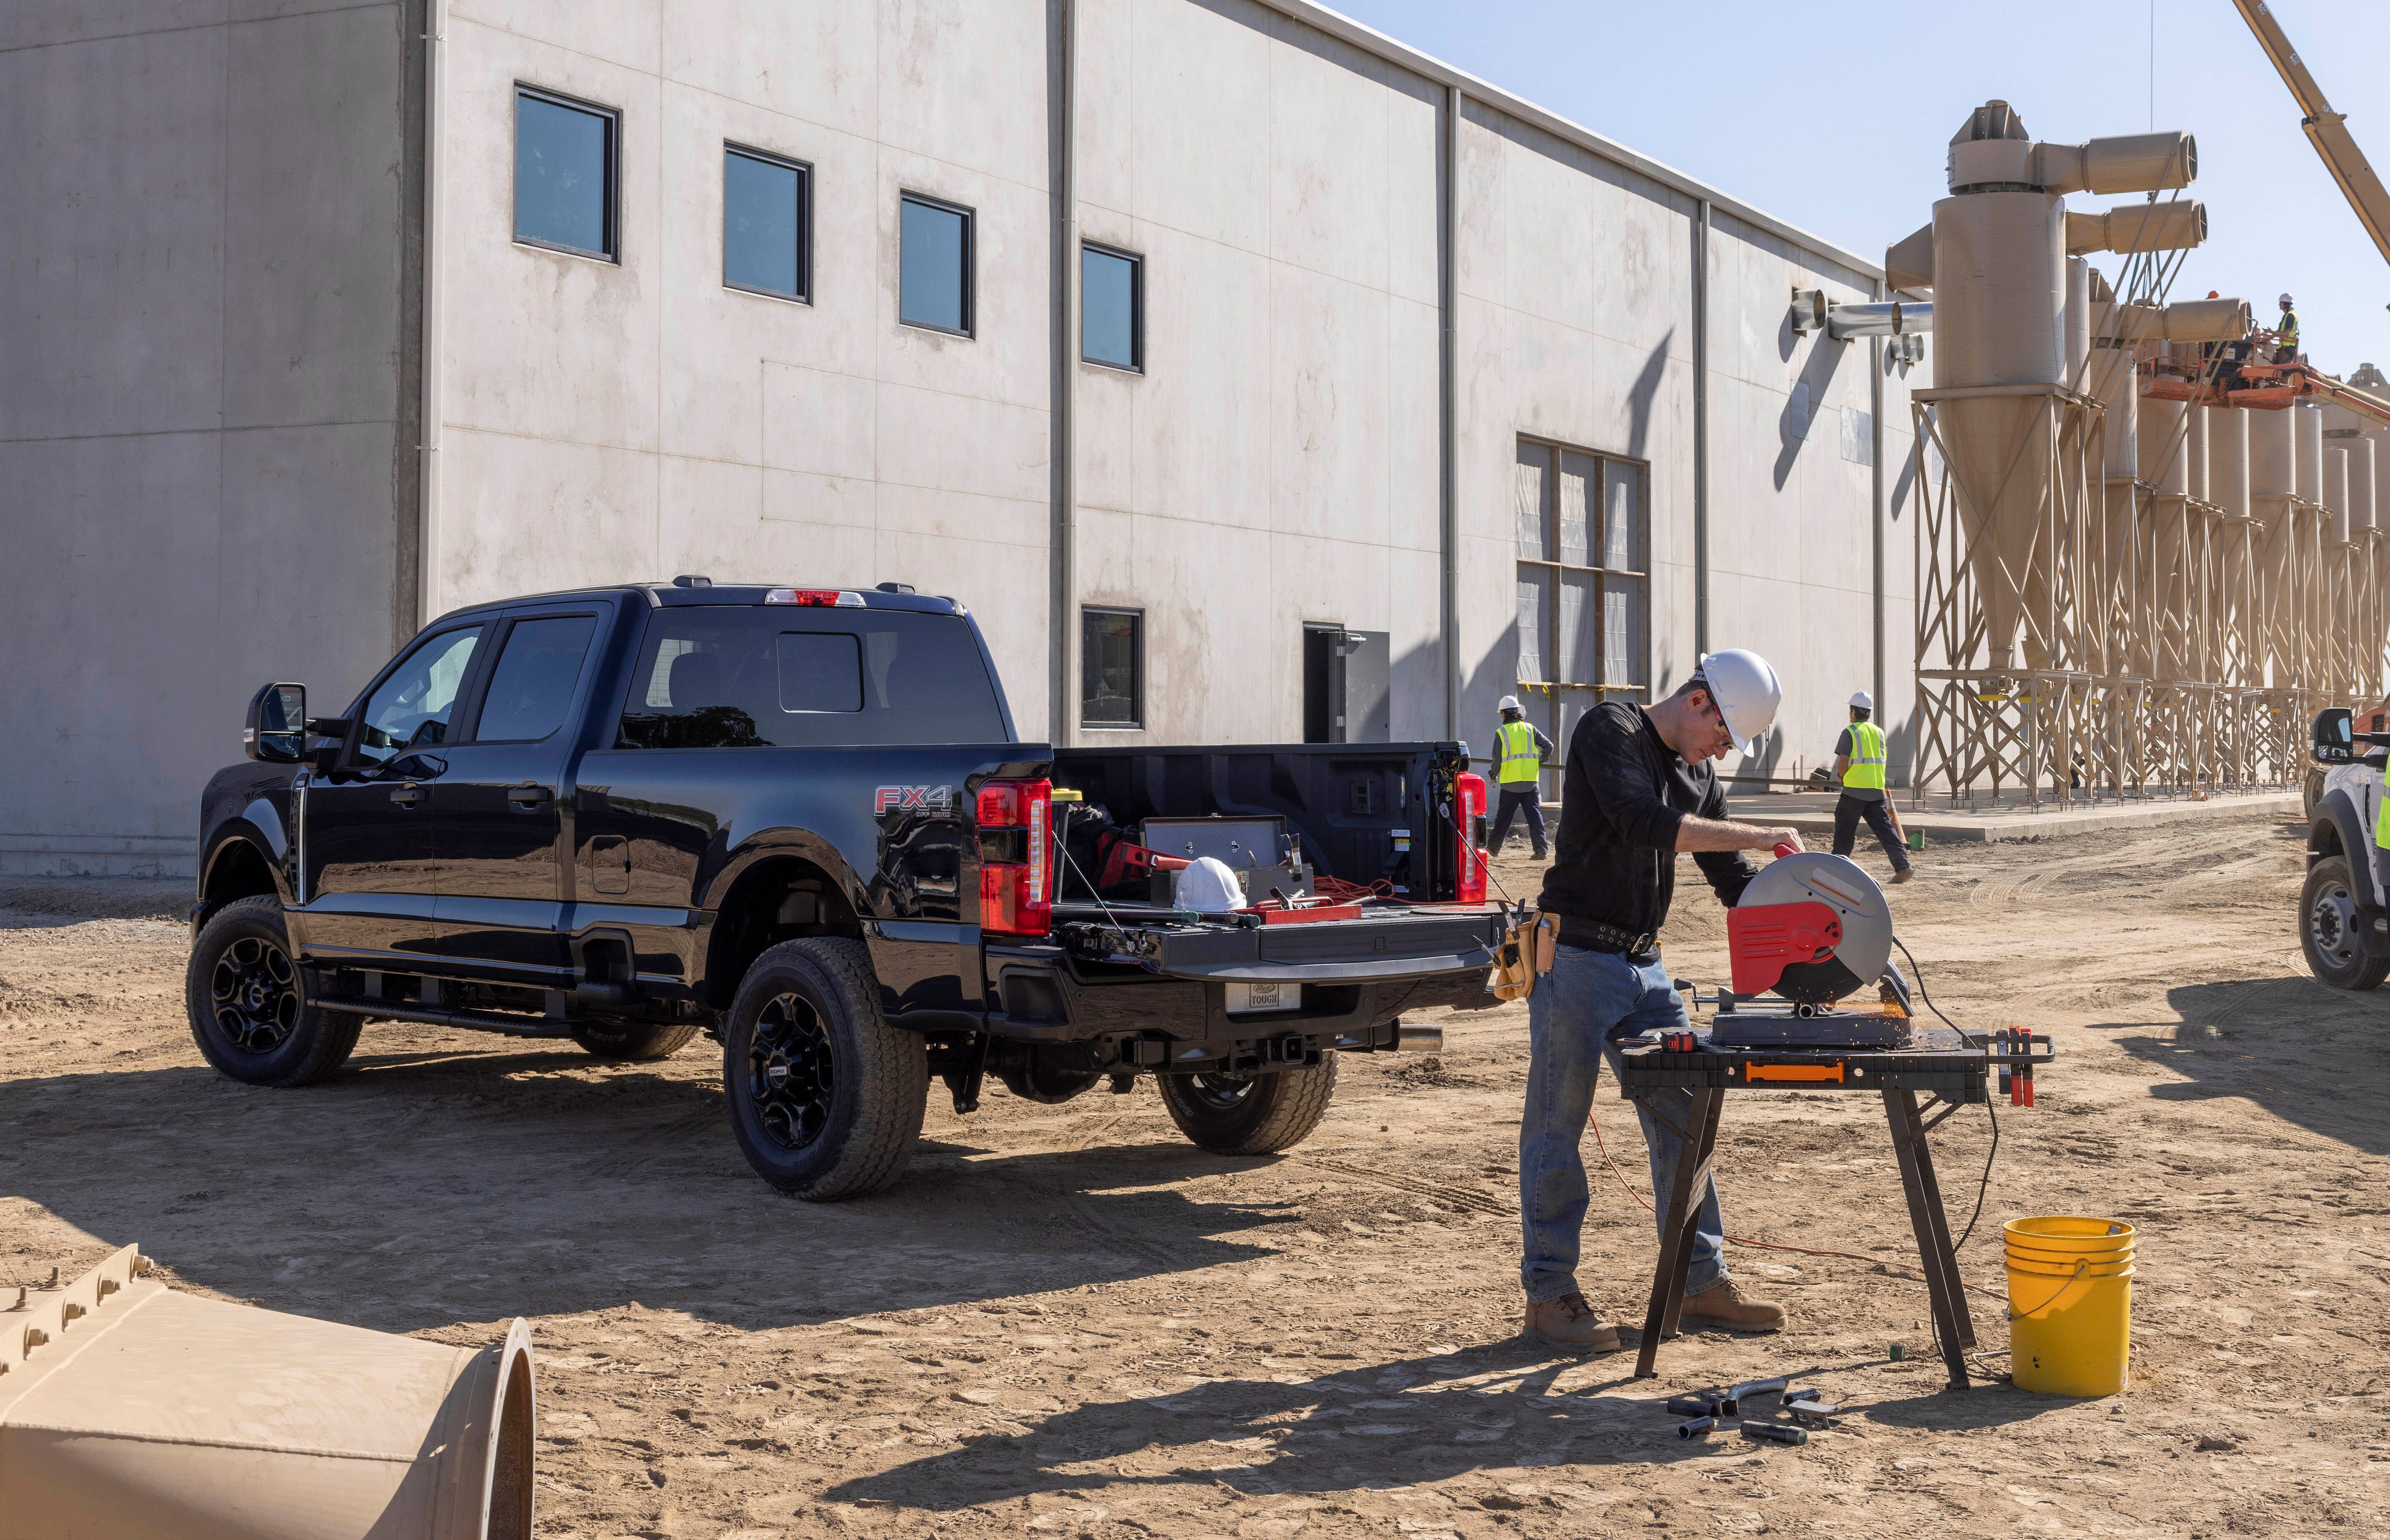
[1907,102,2201,675]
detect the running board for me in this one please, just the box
[309,993,580,1038]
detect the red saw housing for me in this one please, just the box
[1726,901,1844,998]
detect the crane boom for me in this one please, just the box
[2233,0,2390,272]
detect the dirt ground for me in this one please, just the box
[3,818,2387,1538]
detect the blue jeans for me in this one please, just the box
[1520,944,1729,1304]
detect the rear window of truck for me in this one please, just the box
[615,607,1008,748]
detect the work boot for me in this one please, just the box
[1682,1278,1785,1332]
[1532,845,1549,861]
[1892,867,1915,884]
[1522,1292,1620,1351]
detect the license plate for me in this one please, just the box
[1225,980,1301,1014]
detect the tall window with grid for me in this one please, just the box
[1512,438,1648,788]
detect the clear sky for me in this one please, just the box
[1329,0,2390,377]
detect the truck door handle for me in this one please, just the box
[388,785,426,808]
[507,784,553,809]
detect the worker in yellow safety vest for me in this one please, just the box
[1830,690,1913,884]
[2273,293,2301,365]
[1490,695,1557,860]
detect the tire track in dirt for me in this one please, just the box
[1294,1154,1514,1217]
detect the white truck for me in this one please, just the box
[2302,706,2390,991]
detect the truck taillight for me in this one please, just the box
[975,778,1052,936]
[1454,772,1488,904]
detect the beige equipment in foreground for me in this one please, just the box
[0,1244,533,1540]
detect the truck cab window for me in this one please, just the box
[475,615,597,742]
[616,608,1006,748]
[354,626,483,765]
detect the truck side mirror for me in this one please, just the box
[245,682,307,763]
[2312,707,2353,766]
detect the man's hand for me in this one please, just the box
[1770,828,1807,854]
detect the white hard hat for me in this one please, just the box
[1850,689,1874,710]
[1498,695,1522,712]
[1696,650,1783,753]
[2280,293,2294,308]
[1173,857,1245,915]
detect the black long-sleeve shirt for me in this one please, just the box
[1535,700,1756,946]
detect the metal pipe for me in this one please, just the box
[1871,276,1887,761]
[1050,0,1078,747]
[1827,300,1934,339]
[416,0,447,629]
[1441,84,1462,738]
[1694,199,1711,655]
[2065,201,2206,256]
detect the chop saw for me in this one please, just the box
[1698,846,1914,1048]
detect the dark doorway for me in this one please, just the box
[1302,626,1390,744]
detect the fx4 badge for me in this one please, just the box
[874,784,955,815]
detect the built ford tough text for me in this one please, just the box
[188,581,1507,1198]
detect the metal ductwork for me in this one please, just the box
[2093,297,2253,343]
[2065,201,2207,256]
[1884,223,1934,292]
[1825,300,1933,340]
[0,1244,536,1540]
[2032,131,2198,196]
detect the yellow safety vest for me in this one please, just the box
[1844,720,1887,791]
[2280,309,2300,345]
[2375,789,2388,850]
[1496,719,1542,785]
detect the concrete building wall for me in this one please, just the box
[0,0,1918,871]
[0,1,419,875]
[1068,0,1446,746]
[1451,99,1917,791]
[428,0,1060,738]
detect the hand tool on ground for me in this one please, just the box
[1740,1422,1808,1446]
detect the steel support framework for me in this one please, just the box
[1911,385,2112,807]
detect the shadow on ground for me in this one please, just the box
[0,1045,1286,1333]
[2088,974,2390,1154]
[821,1342,2056,1510]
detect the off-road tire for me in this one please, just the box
[1156,1055,1339,1155]
[722,937,925,1200]
[569,1018,700,1062]
[2300,855,2390,991]
[184,895,365,1086]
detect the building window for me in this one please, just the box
[1514,438,1647,776]
[1081,608,1143,728]
[1081,243,1141,371]
[515,86,618,260]
[723,146,809,301]
[899,193,972,335]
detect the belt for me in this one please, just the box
[1560,920,1661,958]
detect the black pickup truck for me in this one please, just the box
[188,581,1506,1198]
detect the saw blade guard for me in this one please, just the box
[1733,852,1893,1005]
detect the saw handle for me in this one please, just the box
[1772,843,1798,860]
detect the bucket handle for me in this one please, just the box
[2006,1255,2090,1321]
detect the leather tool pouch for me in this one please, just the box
[1488,912,1559,1003]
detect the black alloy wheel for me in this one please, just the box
[720,937,927,1200]
[1180,1072,1258,1112]
[183,894,365,1086]
[749,992,836,1152]
[1156,1055,1340,1156]
[211,934,301,1054]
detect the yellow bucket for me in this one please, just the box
[2005,1217,2134,1396]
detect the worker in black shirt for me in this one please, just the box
[1520,649,1803,1350]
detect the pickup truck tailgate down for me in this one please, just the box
[1077,909,1509,983]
